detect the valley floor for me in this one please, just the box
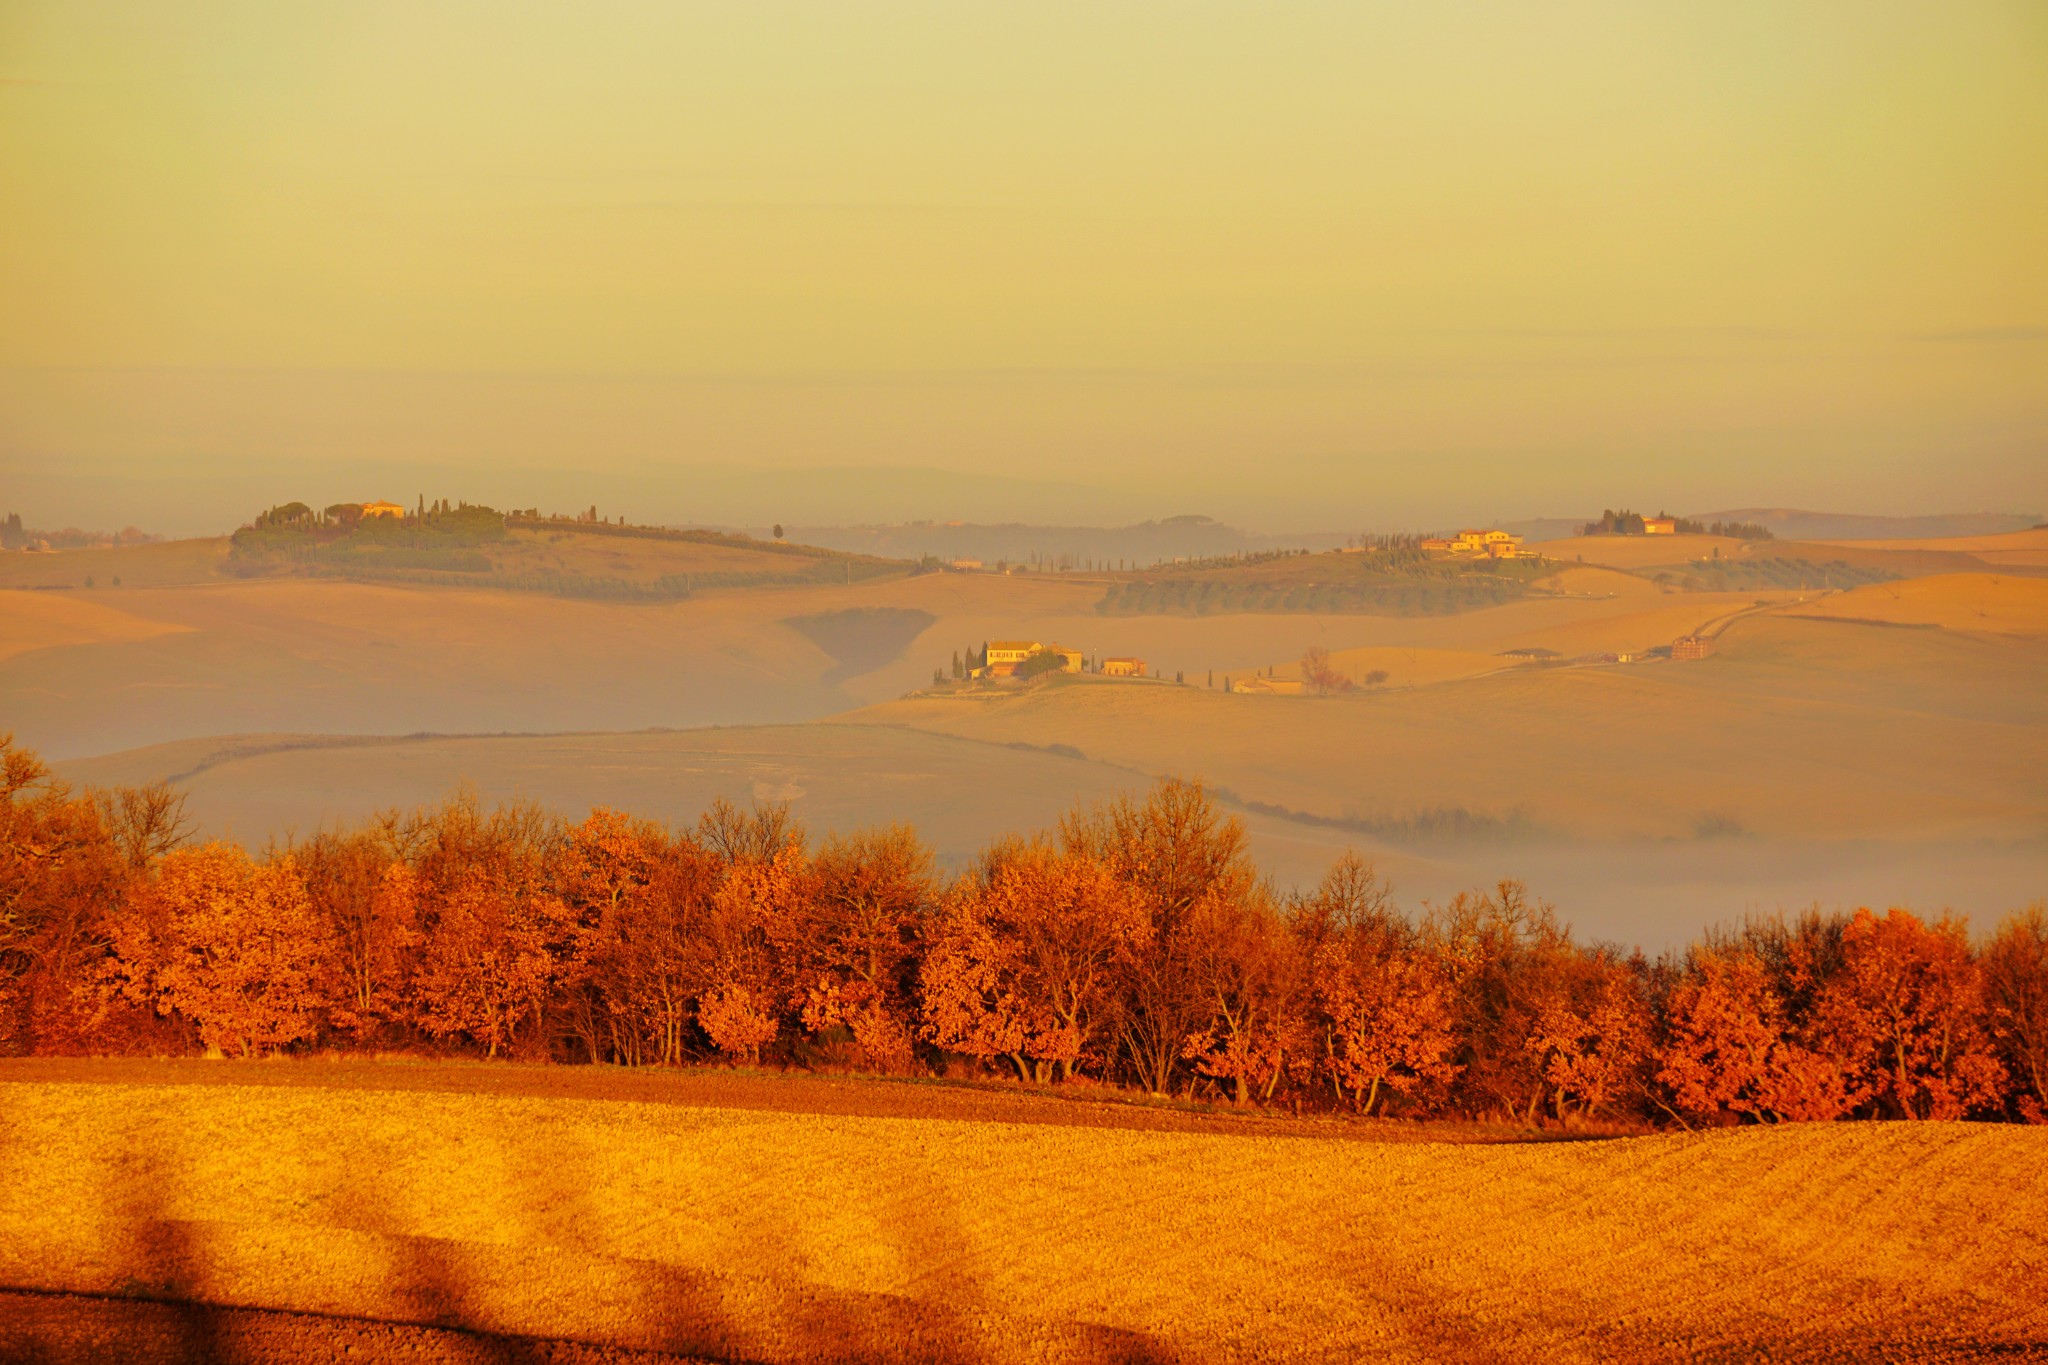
[1,1061,2043,1364]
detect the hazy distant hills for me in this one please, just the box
[780,508,2043,565]
[1506,509,2041,543]
[1688,508,2042,541]
[756,515,1352,567]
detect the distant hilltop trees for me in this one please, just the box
[1583,509,1773,540]
[1,513,160,552]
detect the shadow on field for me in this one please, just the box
[13,1102,1178,1365]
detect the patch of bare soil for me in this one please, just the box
[3,1065,2042,1364]
[0,1290,716,1365]
[0,1057,1563,1144]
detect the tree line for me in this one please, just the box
[3,734,2042,1127]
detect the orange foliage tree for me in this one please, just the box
[1061,778,1255,1095]
[698,844,808,1062]
[1523,953,1652,1121]
[1424,881,1581,1122]
[295,828,420,1041]
[922,841,1149,1082]
[1298,857,1460,1114]
[787,825,935,1072]
[1817,908,2006,1120]
[1179,887,1305,1105]
[1300,645,1355,696]
[406,797,572,1059]
[108,843,331,1057]
[1658,945,1857,1124]
[1983,905,2048,1121]
[560,812,723,1066]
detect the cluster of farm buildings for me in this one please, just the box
[1418,528,1541,559]
[973,640,1147,679]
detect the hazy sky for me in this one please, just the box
[3,1,2045,532]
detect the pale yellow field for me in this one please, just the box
[854,612,2048,845]
[1818,527,2048,568]
[1273,644,1507,689]
[0,538,232,589]
[1779,573,2048,636]
[0,589,191,662]
[1528,532,1755,569]
[1531,532,2014,579]
[0,1071,2041,1363]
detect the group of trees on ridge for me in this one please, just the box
[3,733,2042,1127]
[1583,509,1775,540]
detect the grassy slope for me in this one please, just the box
[0,1067,2041,1363]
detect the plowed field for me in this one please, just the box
[0,1062,2042,1364]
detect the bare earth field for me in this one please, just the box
[0,1063,2042,1364]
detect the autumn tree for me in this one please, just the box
[549,810,737,1067]
[1658,944,1857,1124]
[295,827,420,1041]
[1423,880,1585,1123]
[406,794,573,1059]
[788,825,935,1072]
[1817,908,2005,1120]
[1061,778,1256,1094]
[1300,645,1355,696]
[699,844,809,1063]
[1982,904,2048,1120]
[922,840,1148,1082]
[1180,886,1305,1105]
[1,736,169,1054]
[1523,951,1653,1121]
[1297,855,1459,1114]
[108,843,332,1057]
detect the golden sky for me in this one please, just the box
[3,2,2044,530]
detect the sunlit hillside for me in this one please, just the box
[2,1066,2042,1364]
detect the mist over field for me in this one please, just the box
[6,521,2043,949]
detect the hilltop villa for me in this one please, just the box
[977,640,1084,678]
[1423,528,1530,559]
[1643,516,1678,535]
[361,500,407,519]
[1101,657,1146,678]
